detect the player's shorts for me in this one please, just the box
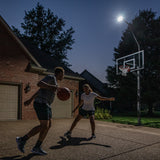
[79,108,95,117]
[34,102,52,120]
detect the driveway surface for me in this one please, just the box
[0,119,160,160]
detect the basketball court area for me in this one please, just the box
[0,118,160,160]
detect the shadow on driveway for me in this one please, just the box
[50,136,111,149]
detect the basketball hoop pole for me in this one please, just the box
[132,32,141,126]
[137,69,141,125]
[117,17,142,125]
[125,20,141,125]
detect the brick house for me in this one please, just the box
[0,15,83,120]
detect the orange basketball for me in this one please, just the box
[57,87,70,101]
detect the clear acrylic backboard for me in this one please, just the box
[116,50,144,75]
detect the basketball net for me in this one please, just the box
[119,65,130,76]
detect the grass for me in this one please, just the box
[95,108,160,128]
[101,115,160,128]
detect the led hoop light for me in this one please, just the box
[119,65,130,76]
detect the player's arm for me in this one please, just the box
[37,80,58,91]
[24,91,39,106]
[96,95,115,101]
[72,99,84,113]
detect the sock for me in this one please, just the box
[21,135,29,141]
[34,140,42,148]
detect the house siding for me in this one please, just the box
[0,17,79,120]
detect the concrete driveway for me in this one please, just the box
[0,119,160,160]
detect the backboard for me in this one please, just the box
[116,50,144,75]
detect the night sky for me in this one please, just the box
[0,0,160,82]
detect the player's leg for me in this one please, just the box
[37,119,51,141]
[89,113,96,138]
[16,102,43,153]
[70,114,83,132]
[31,119,51,155]
[64,114,83,137]
[27,102,50,140]
[31,105,52,155]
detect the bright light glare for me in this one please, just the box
[117,16,124,22]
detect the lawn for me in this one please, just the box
[95,108,160,128]
[102,115,160,128]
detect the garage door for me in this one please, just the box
[51,92,73,118]
[0,84,18,120]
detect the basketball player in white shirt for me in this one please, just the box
[64,84,115,138]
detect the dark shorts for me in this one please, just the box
[34,102,52,120]
[79,108,95,117]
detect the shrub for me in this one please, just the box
[95,107,112,119]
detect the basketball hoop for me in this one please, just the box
[119,65,130,76]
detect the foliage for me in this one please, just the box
[95,107,112,119]
[12,2,75,67]
[106,9,160,115]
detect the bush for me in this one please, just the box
[95,107,112,119]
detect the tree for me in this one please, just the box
[12,2,75,66]
[106,9,160,115]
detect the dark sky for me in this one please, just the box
[0,0,160,82]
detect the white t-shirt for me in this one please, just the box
[81,92,98,111]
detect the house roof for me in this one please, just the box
[0,15,83,81]
[0,15,41,68]
[20,38,82,79]
[80,70,108,96]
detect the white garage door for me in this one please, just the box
[0,84,18,120]
[51,92,73,118]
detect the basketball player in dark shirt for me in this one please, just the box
[16,67,64,155]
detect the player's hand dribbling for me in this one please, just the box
[56,87,62,93]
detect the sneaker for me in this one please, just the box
[91,134,96,139]
[64,131,71,137]
[31,147,47,155]
[16,137,26,153]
